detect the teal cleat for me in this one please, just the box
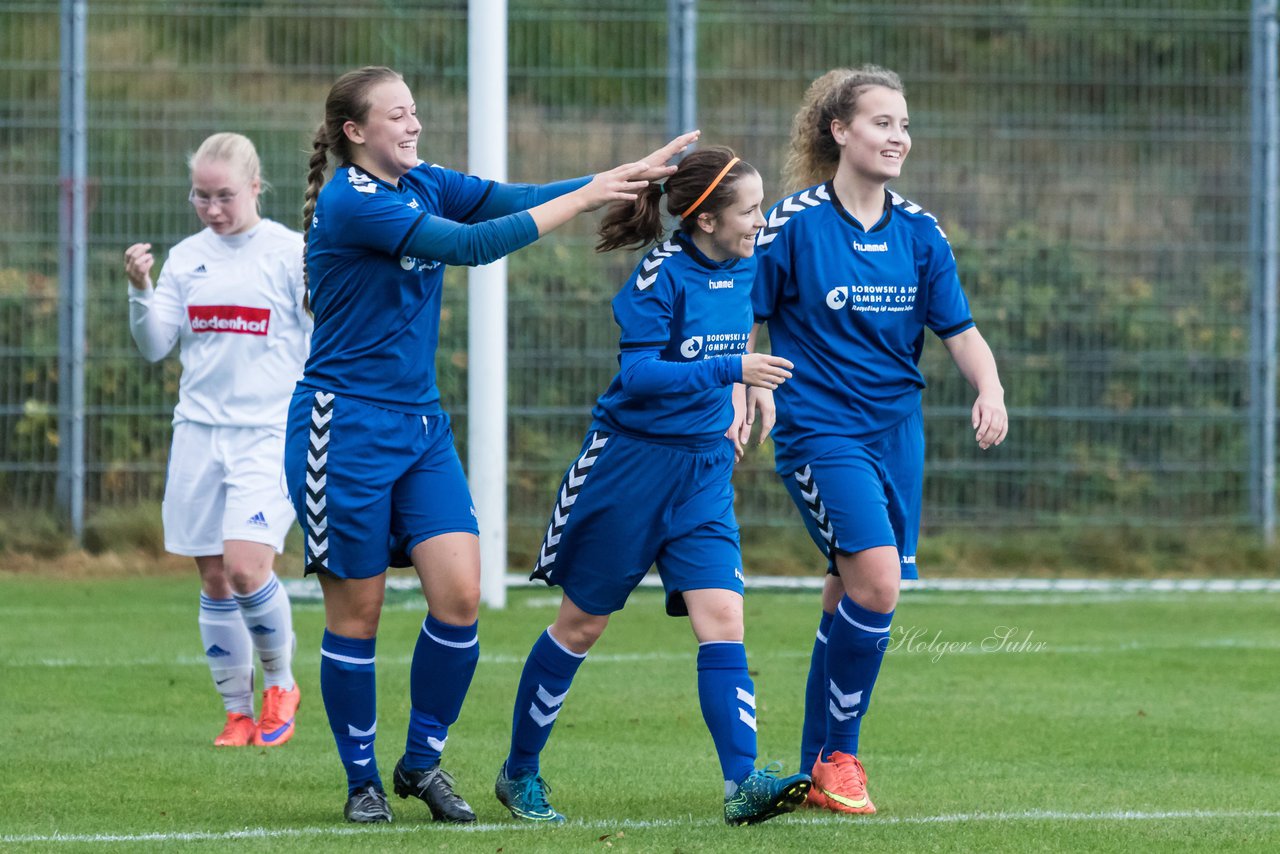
[724,763,812,826]
[495,763,567,824]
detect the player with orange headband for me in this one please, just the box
[496,147,810,827]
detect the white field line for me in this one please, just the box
[10,636,1280,669]
[4,809,1279,845]
[279,575,1280,601]
[2,579,1273,619]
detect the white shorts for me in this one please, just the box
[162,422,296,556]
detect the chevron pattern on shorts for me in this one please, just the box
[305,391,333,574]
[793,464,838,550]
[531,432,609,579]
[756,183,830,247]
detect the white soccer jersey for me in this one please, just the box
[129,219,311,429]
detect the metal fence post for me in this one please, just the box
[57,0,87,540]
[1251,0,1278,545]
[667,0,697,144]
[470,0,509,608]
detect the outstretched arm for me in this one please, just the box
[525,130,701,235]
[941,326,1007,450]
[399,160,662,268]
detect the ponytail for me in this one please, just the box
[595,146,756,254]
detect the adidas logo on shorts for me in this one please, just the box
[246,511,268,528]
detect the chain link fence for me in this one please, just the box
[1,0,1274,559]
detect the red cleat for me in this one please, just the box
[811,751,876,815]
[253,684,300,747]
[214,712,257,747]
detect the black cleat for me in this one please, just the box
[344,783,393,823]
[393,757,477,823]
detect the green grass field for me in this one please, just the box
[3,572,1279,852]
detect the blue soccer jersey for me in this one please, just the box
[753,182,974,471]
[300,162,586,413]
[591,233,753,443]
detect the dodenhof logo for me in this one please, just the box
[680,336,704,358]
[187,305,270,336]
[826,286,849,310]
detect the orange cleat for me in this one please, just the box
[806,784,829,809]
[253,684,301,747]
[214,712,258,747]
[810,751,876,815]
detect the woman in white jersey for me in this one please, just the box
[125,132,308,749]
[749,67,1007,814]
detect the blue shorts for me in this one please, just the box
[284,390,478,579]
[530,430,744,617]
[781,408,923,579]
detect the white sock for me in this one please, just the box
[233,573,295,690]
[199,593,254,715]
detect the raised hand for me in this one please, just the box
[576,162,651,212]
[124,243,155,290]
[634,130,701,182]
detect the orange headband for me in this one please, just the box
[680,157,740,219]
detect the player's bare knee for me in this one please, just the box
[852,582,898,614]
[551,615,606,653]
[223,561,272,595]
[427,585,481,626]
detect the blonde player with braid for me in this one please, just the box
[284,65,698,824]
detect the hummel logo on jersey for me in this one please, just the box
[206,644,231,658]
[853,240,888,252]
[193,264,209,274]
[708,277,735,290]
[680,336,704,358]
[246,511,268,528]
[347,166,377,194]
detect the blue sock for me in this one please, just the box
[800,610,835,773]
[506,628,586,776]
[824,596,893,757]
[403,614,479,770]
[320,630,380,794]
[696,642,757,794]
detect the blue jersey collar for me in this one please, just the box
[672,231,745,271]
[827,182,895,233]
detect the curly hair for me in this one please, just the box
[596,146,758,253]
[781,65,904,193]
